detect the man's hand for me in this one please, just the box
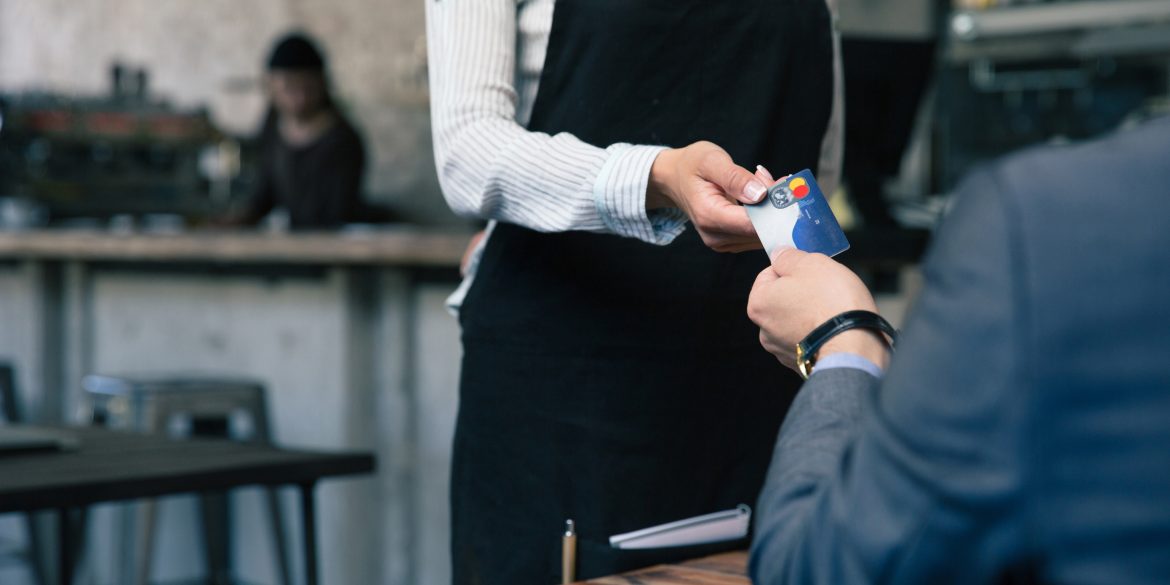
[648,141,767,253]
[747,247,888,372]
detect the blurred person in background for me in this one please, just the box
[229,32,366,229]
[746,115,1170,583]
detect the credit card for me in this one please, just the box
[745,169,849,258]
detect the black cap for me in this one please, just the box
[266,33,326,71]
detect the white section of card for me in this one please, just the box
[746,201,802,258]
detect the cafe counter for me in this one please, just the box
[0,228,469,265]
[0,227,472,585]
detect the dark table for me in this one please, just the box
[0,426,375,585]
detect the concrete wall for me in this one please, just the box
[0,262,43,418]
[0,0,455,223]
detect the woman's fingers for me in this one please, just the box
[667,141,771,252]
[755,165,775,185]
[691,198,759,251]
[696,147,767,204]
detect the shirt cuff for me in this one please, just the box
[812,352,884,379]
[593,144,687,245]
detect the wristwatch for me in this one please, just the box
[795,310,898,380]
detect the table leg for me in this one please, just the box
[24,511,50,585]
[299,482,318,585]
[57,507,72,585]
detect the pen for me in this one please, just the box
[562,519,577,584]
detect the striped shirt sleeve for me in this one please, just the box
[425,0,687,245]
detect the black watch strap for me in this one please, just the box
[796,310,897,379]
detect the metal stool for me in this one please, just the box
[81,374,293,585]
[0,361,49,585]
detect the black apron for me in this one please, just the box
[452,1,834,582]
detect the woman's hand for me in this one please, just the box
[747,247,888,372]
[461,230,486,277]
[648,141,768,253]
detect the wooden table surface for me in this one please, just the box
[581,551,749,585]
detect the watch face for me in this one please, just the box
[796,344,813,380]
[798,360,813,380]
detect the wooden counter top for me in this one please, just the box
[581,551,749,585]
[0,227,473,267]
[0,226,927,270]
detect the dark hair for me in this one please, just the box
[267,32,326,71]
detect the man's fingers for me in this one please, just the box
[753,265,780,288]
[770,246,809,276]
[697,149,767,205]
[747,269,779,328]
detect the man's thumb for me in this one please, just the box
[771,246,808,276]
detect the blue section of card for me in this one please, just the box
[790,170,849,257]
[746,168,849,258]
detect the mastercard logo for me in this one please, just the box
[789,177,810,199]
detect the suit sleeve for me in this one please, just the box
[750,168,1032,585]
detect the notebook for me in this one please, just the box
[609,505,751,550]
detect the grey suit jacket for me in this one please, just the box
[750,115,1170,584]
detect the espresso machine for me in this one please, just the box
[0,63,244,226]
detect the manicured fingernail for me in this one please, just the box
[755,165,775,184]
[745,180,767,203]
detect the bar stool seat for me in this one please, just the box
[81,374,292,585]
